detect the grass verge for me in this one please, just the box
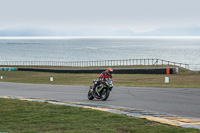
[0,65,200,88]
[0,98,199,133]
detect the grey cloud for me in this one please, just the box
[0,0,200,32]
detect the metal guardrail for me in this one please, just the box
[0,59,198,71]
[0,59,189,67]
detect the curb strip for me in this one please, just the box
[1,96,200,130]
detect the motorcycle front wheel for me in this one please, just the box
[101,89,110,101]
[88,90,94,100]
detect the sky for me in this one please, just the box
[0,0,200,33]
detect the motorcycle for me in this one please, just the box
[88,78,113,101]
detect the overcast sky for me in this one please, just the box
[0,0,200,32]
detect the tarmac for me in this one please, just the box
[0,82,200,129]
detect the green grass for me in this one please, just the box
[0,65,200,88]
[0,98,199,133]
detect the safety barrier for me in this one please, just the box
[0,67,17,71]
[18,67,178,74]
[1,59,198,71]
[0,59,189,68]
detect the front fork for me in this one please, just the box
[90,85,100,97]
[92,85,103,97]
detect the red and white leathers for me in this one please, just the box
[99,71,113,82]
[92,68,113,92]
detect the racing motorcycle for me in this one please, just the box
[88,78,113,101]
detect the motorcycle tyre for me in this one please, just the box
[101,89,110,101]
[88,90,94,100]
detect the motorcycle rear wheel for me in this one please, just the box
[101,89,110,101]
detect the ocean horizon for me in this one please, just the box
[1,36,200,39]
[0,36,200,70]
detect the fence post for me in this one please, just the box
[2,59,194,70]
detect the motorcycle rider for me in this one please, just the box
[92,68,113,98]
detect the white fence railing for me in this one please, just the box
[188,64,200,71]
[0,59,199,71]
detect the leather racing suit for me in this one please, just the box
[92,68,113,97]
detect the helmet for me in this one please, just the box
[106,68,113,75]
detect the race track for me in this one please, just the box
[0,82,200,118]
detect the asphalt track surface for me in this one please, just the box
[0,82,200,118]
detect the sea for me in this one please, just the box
[0,36,200,66]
